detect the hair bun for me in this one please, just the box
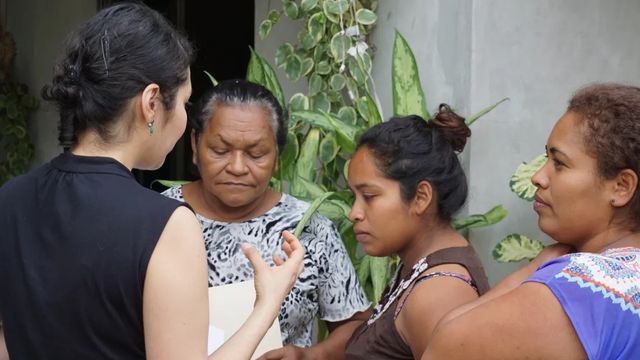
[427,103,471,152]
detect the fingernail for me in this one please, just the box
[241,243,251,250]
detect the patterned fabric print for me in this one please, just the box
[555,247,640,317]
[162,187,370,346]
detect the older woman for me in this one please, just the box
[163,79,370,358]
[423,83,640,359]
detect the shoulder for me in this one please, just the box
[161,185,184,201]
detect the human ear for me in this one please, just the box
[610,169,639,208]
[190,129,198,166]
[141,83,161,125]
[411,180,434,216]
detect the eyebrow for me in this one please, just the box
[546,145,569,158]
[348,183,378,192]
[214,134,265,149]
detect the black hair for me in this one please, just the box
[42,2,194,150]
[190,79,286,153]
[357,104,471,221]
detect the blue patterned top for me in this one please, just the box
[526,247,640,359]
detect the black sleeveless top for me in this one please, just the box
[345,246,490,359]
[0,153,188,359]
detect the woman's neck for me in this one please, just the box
[72,132,137,170]
[397,222,468,279]
[580,227,640,253]
[184,181,281,223]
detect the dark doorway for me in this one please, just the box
[98,0,255,189]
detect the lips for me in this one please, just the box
[221,181,251,187]
[353,229,371,242]
[533,193,550,210]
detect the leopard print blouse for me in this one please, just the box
[162,187,370,346]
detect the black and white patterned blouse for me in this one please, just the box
[162,186,370,346]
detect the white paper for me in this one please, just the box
[208,280,283,359]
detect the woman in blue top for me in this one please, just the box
[423,83,640,359]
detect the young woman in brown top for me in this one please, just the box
[344,106,489,359]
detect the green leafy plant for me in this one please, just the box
[492,154,547,262]
[0,26,38,185]
[254,0,508,303]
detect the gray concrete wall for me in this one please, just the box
[6,0,95,165]
[467,0,640,283]
[359,0,640,283]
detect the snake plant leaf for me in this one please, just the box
[370,256,392,302]
[301,0,319,13]
[279,131,300,171]
[330,33,351,63]
[392,31,429,120]
[323,111,358,153]
[312,93,331,113]
[275,43,294,68]
[289,93,310,112]
[356,92,382,127]
[301,57,315,77]
[330,74,347,91]
[290,175,326,200]
[452,205,508,231]
[291,110,334,131]
[308,12,327,43]
[247,49,285,108]
[283,0,300,19]
[294,191,334,237]
[465,97,510,126]
[319,132,340,164]
[355,8,378,25]
[258,19,273,40]
[493,233,545,263]
[510,153,547,201]
[337,106,357,126]
[296,128,321,182]
[150,179,191,188]
[203,70,218,87]
[317,199,347,221]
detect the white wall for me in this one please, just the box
[6,0,95,165]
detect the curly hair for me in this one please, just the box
[568,83,640,222]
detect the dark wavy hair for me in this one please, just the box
[357,104,471,221]
[568,83,640,225]
[42,2,194,150]
[190,79,286,153]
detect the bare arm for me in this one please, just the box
[422,282,586,360]
[0,324,8,360]
[143,207,305,360]
[256,310,371,360]
[396,264,480,359]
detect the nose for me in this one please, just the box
[531,161,548,189]
[348,200,364,223]
[226,151,249,175]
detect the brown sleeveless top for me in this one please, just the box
[344,246,489,360]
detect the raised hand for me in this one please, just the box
[242,230,305,311]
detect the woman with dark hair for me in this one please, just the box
[422,84,640,359]
[162,79,371,359]
[0,3,304,359]
[344,106,490,359]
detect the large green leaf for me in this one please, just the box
[290,175,326,199]
[392,31,429,120]
[493,234,545,263]
[465,97,510,126]
[296,128,321,182]
[510,153,547,201]
[452,205,508,231]
[247,49,285,108]
[279,131,300,171]
[294,191,335,237]
[370,256,391,302]
[323,112,358,153]
[291,110,334,131]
